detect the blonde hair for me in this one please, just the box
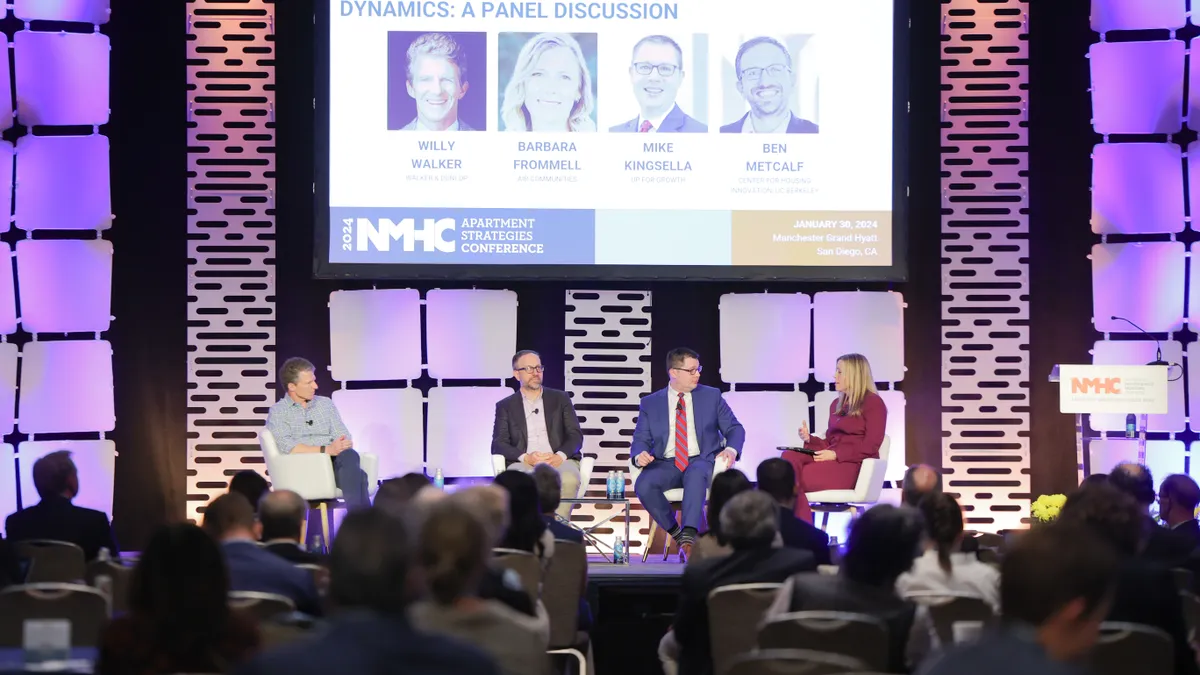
[501,33,596,132]
[835,353,877,416]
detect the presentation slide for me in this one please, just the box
[326,0,895,270]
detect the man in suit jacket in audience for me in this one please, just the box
[1110,463,1195,565]
[532,464,583,543]
[4,450,118,561]
[673,491,816,675]
[259,490,323,565]
[492,351,584,520]
[203,493,322,617]
[1159,474,1200,548]
[235,508,500,675]
[756,458,831,565]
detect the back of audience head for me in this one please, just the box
[1000,522,1118,661]
[901,463,941,507]
[1081,472,1108,487]
[449,486,510,547]
[419,501,489,605]
[374,473,434,515]
[257,490,307,542]
[227,470,269,509]
[1158,473,1200,527]
[842,504,923,588]
[706,469,752,544]
[1058,482,1144,556]
[329,507,414,614]
[917,492,965,575]
[756,459,796,508]
[720,491,779,550]
[33,450,79,500]
[492,470,547,554]
[202,493,259,542]
[1108,462,1155,511]
[131,523,233,646]
[531,463,563,516]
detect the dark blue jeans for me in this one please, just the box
[333,448,369,509]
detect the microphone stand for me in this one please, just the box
[1110,315,1163,463]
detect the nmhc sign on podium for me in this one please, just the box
[1059,365,1168,415]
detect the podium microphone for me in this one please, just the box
[1110,315,1168,366]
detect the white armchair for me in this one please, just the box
[630,454,732,562]
[806,435,891,531]
[491,454,596,490]
[258,429,379,546]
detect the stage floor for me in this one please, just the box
[588,558,685,579]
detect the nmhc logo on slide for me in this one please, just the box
[354,217,455,253]
[1070,377,1121,395]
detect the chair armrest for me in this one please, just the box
[359,452,379,495]
[266,453,337,501]
[492,454,508,476]
[578,457,595,492]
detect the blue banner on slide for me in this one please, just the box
[329,208,595,264]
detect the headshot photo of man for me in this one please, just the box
[387,31,487,131]
[609,35,707,133]
[721,35,819,135]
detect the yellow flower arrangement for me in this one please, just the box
[1031,494,1067,523]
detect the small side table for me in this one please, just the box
[558,496,632,564]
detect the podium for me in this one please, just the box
[1050,364,1169,477]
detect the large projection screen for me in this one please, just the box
[315,0,907,280]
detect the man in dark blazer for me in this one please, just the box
[631,347,745,557]
[673,491,815,675]
[1159,473,1200,548]
[259,490,323,565]
[756,458,831,565]
[203,493,322,617]
[491,350,583,519]
[4,450,118,561]
[1110,463,1195,565]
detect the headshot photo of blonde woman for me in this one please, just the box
[499,32,598,132]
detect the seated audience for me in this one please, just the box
[918,521,1119,675]
[374,473,433,516]
[202,493,321,617]
[492,470,554,567]
[0,535,21,589]
[1057,482,1200,675]
[450,486,539,620]
[673,491,818,675]
[228,470,270,509]
[97,523,260,675]
[259,490,321,565]
[532,463,582,543]
[5,450,119,561]
[1159,473,1200,547]
[1082,472,1108,487]
[690,469,753,563]
[235,508,500,675]
[1109,462,1194,566]
[901,464,942,507]
[757,458,832,565]
[412,501,550,675]
[766,504,923,673]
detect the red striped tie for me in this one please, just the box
[675,392,689,473]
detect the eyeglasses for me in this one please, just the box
[515,365,545,374]
[740,64,790,81]
[632,62,679,77]
[672,365,703,375]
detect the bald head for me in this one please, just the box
[902,464,942,507]
[258,489,307,542]
[1110,462,1155,510]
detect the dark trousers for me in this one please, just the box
[333,449,369,508]
[634,456,714,533]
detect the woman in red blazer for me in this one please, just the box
[784,353,887,523]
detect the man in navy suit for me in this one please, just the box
[720,36,819,134]
[4,450,118,562]
[632,347,745,558]
[609,35,707,134]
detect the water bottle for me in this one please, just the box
[613,536,625,564]
[606,471,615,500]
[434,468,445,491]
[617,470,626,499]
[313,534,324,555]
[98,547,110,563]
[1125,413,1136,438]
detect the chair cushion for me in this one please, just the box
[808,490,859,504]
[663,488,685,501]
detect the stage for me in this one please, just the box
[586,559,686,675]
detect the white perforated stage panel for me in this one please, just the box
[1091,143,1184,235]
[329,289,422,382]
[1089,440,1184,494]
[0,143,11,230]
[813,389,908,483]
[426,386,511,478]
[186,3,276,522]
[15,135,111,231]
[565,290,651,552]
[15,0,110,23]
[426,289,517,380]
[17,240,112,333]
[1089,40,1185,135]
[722,391,809,480]
[0,344,16,436]
[1091,0,1185,31]
[1092,242,1185,334]
[0,245,16,335]
[0,43,10,132]
[14,30,110,127]
[812,291,905,384]
[1091,340,1185,432]
[718,293,810,384]
[0,444,13,536]
[19,340,113,434]
[332,388,424,481]
[942,0,1030,531]
[18,441,117,520]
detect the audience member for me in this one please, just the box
[532,463,582,543]
[690,469,752,563]
[767,504,923,672]
[449,486,539,619]
[0,535,21,589]
[918,522,1119,675]
[97,523,260,675]
[757,458,832,565]
[1109,462,1194,565]
[412,501,550,675]
[673,491,817,675]
[492,470,554,566]
[1159,474,1200,546]
[235,508,500,675]
[1082,472,1108,487]
[1058,482,1200,675]
[259,490,321,565]
[901,464,941,507]
[228,470,270,509]
[202,493,321,616]
[4,450,119,561]
[374,473,433,516]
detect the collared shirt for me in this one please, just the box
[638,105,674,133]
[664,386,699,459]
[416,117,460,131]
[517,390,568,463]
[741,111,791,134]
[265,395,351,454]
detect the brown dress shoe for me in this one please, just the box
[679,541,692,563]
